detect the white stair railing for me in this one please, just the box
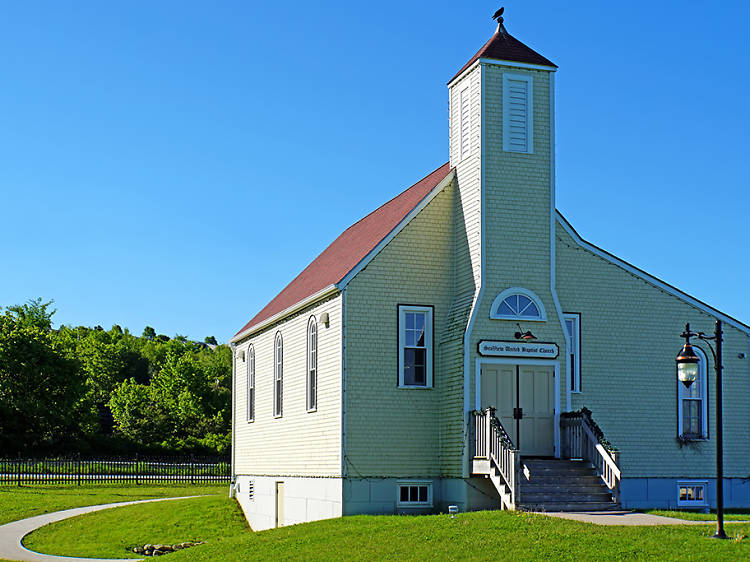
[473,408,520,510]
[561,408,621,504]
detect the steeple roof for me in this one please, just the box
[449,26,557,84]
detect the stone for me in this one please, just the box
[144,544,154,550]
[172,544,182,550]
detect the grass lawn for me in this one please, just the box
[0,483,226,526]
[20,491,750,561]
[644,509,750,521]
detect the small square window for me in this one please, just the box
[677,482,707,507]
[397,482,433,507]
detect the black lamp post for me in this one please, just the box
[676,320,726,540]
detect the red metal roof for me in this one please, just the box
[235,163,452,337]
[449,28,557,84]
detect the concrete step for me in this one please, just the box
[521,492,614,503]
[522,484,610,495]
[519,501,621,512]
[523,465,596,475]
[523,476,603,486]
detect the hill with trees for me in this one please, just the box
[0,298,231,455]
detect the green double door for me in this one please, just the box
[481,364,555,456]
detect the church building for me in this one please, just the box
[229,15,750,530]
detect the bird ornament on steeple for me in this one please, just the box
[492,6,507,34]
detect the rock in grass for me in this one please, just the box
[133,546,144,554]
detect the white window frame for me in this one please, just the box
[398,305,433,388]
[502,73,533,154]
[396,481,433,508]
[564,313,581,393]
[677,481,708,507]
[677,347,707,439]
[307,316,318,412]
[273,332,283,418]
[247,345,255,422]
[459,86,470,160]
[489,287,547,322]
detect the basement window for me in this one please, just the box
[397,481,433,507]
[677,482,707,507]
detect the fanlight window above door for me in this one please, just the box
[490,287,547,321]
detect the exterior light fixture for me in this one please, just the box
[514,323,537,341]
[448,505,459,518]
[676,324,699,388]
[676,320,727,540]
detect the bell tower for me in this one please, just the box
[448,11,569,435]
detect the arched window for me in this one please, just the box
[678,347,707,439]
[490,287,547,321]
[273,332,283,418]
[307,316,318,412]
[247,345,255,422]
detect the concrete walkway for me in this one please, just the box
[541,510,749,526]
[0,496,199,562]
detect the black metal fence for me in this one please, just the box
[0,455,230,485]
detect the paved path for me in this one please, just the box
[0,496,199,562]
[540,510,750,526]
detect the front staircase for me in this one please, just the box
[472,408,621,512]
[518,458,619,511]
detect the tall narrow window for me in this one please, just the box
[398,305,433,388]
[307,316,318,412]
[460,87,470,159]
[273,332,283,417]
[678,348,707,438]
[503,73,533,154]
[564,313,581,392]
[247,345,255,422]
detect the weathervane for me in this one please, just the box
[492,6,507,34]
[492,6,504,25]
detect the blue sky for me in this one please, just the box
[1,1,748,342]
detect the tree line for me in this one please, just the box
[0,298,231,456]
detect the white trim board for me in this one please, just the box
[337,169,456,288]
[231,284,339,343]
[555,212,750,334]
[476,358,561,458]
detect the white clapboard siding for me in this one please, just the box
[460,87,470,159]
[234,294,342,477]
[503,73,533,153]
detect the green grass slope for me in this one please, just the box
[23,493,750,561]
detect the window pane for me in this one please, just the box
[406,312,415,330]
[682,400,700,435]
[404,348,426,386]
[510,295,519,314]
[414,313,425,333]
[679,486,687,501]
[416,326,425,347]
[409,486,418,502]
[400,486,409,502]
[498,301,515,316]
[406,329,415,347]
[418,486,428,503]
[696,486,703,501]
[520,302,540,317]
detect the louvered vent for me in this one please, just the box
[460,87,470,159]
[503,74,533,153]
[248,479,255,501]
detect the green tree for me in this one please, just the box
[204,336,218,346]
[0,305,85,453]
[142,326,156,340]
